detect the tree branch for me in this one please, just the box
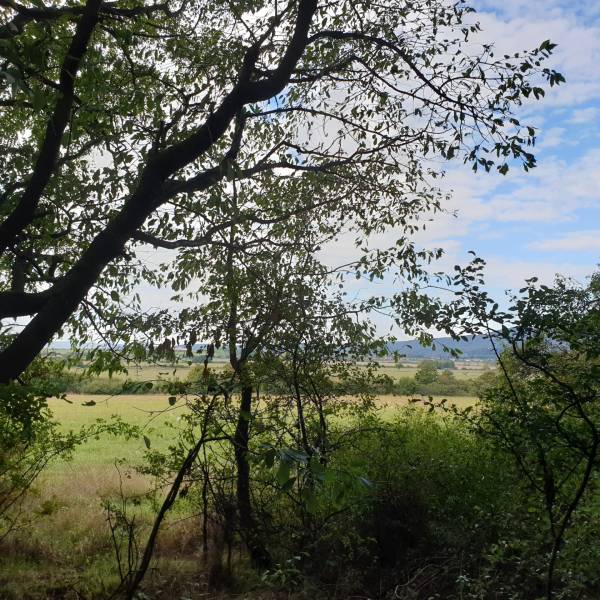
[0,0,182,39]
[307,30,464,109]
[0,0,102,254]
[0,0,318,383]
[0,288,53,317]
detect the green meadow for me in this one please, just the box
[1,351,490,600]
[46,391,479,470]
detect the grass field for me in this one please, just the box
[48,394,188,469]
[0,391,479,598]
[47,393,478,470]
[1,395,207,599]
[68,360,230,383]
[378,364,488,380]
[374,393,477,417]
[66,360,488,391]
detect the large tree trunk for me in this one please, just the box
[233,383,271,568]
[0,0,317,384]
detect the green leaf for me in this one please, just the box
[280,476,296,493]
[264,448,276,468]
[358,476,373,488]
[309,459,326,481]
[276,461,291,486]
[303,489,318,513]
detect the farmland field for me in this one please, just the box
[47,394,189,468]
[378,364,489,380]
[65,360,489,388]
[2,389,479,598]
[47,393,478,470]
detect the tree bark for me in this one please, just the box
[233,383,271,568]
[0,0,318,384]
[0,0,102,255]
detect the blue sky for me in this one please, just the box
[426,0,600,290]
[312,0,600,336]
[136,0,599,336]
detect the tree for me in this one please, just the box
[474,274,600,600]
[0,0,563,386]
[408,262,600,600]
[111,195,386,594]
[157,181,382,566]
[415,360,438,385]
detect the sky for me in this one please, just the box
[134,0,600,340]
[412,0,600,291]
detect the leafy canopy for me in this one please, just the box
[0,0,563,384]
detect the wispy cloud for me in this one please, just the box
[529,230,600,252]
[482,256,592,290]
[536,126,567,149]
[439,148,600,229]
[568,107,599,124]
[472,3,600,108]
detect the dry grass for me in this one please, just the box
[1,392,479,598]
[0,395,206,598]
[0,456,205,599]
[68,360,230,385]
[43,464,151,500]
[374,394,477,409]
[363,394,477,420]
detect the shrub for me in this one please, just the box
[248,409,518,597]
[0,406,82,539]
[414,361,438,384]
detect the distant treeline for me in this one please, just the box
[45,360,492,398]
[341,364,494,398]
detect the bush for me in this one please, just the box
[0,406,83,538]
[393,376,418,395]
[391,370,478,397]
[71,377,131,395]
[331,413,514,587]
[414,361,438,384]
[246,409,518,597]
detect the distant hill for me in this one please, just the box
[50,335,502,361]
[388,335,504,361]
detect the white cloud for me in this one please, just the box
[568,107,599,124]
[471,3,600,109]
[437,148,600,230]
[536,126,566,149]
[482,256,593,290]
[529,230,600,252]
[318,144,600,274]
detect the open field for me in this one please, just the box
[1,395,209,599]
[47,393,478,470]
[377,364,489,380]
[67,360,230,380]
[65,360,490,390]
[0,393,479,599]
[374,394,477,417]
[47,394,189,469]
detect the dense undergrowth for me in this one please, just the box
[2,270,600,600]
[1,396,599,600]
